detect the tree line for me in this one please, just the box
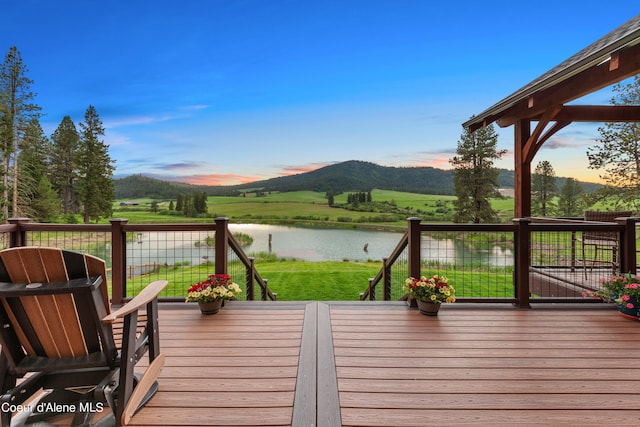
[174,192,208,217]
[0,46,114,223]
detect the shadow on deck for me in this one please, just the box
[128,301,640,427]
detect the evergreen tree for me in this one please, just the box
[30,175,61,222]
[19,118,56,219]
[531,161,557,217]
[169,200,174,211]
[450,123,505,223]
[182,194,195,217]
[77,106,115,223]
[193,191,207,214]
[327,192,334,206]
[176,194,183,212]
[587,75,640,208]
[0,46,41,220]
[50,116,80,214]
[557,178,585,217]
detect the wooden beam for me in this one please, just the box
[496,42,640,127]
[532,105,640,122]
[522,105,562,164]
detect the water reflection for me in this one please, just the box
[126,224,513,266]
[229,224,401,262]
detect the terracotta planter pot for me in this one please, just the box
[198,300,223,315]
[416,299,441,316]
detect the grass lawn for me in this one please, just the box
[255,259,382,300]
[126,259,383,301]
[113,189,519,226]
[126,258,515,301]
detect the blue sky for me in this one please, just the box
[4,1,639,185]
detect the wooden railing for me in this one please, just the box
[363,216,638,307]
[360,232,407,301]
[3,217,276,304]
[2,215,637,305]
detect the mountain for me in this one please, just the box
[115,161,457,199]
[114,160,600,199]
[232,160,455,195]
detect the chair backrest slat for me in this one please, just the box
[583,210,632,241]
[85,253,111,314]
[1,298,37,356]
[0,247,112,365]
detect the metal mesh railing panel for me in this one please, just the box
[420,230,514,299]
[125,230,216,298]
[389,247,408,300]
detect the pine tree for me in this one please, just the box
[193,191,207,214]
[531,161,557,217]
[451,123,505,223]
[557,178,585,217]
[327,192,334,206]
[19,118,57,219]
[77,106,115,223]
[50,116,80,214]
[31,175,61,222]
[587,75,640,208]
[0,46,41,220]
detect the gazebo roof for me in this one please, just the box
[464,14,640,132]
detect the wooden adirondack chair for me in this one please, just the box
[0,247,167,426]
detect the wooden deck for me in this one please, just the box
[126,301,640,427]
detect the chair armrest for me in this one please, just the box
[102,280,168,323]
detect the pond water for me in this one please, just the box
[127,224,513,267]
[229,224,403,262]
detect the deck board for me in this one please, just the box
[129,302,307,427]
[331,304,640,427]
[48,301,640,426]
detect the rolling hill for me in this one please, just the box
[114,160,599,199]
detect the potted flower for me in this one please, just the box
[404,275,456,316]
[583,273,640,320]
[186,273,242,315]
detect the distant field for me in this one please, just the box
[113,189,515,225]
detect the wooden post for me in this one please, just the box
[514,120,532,218]
[513,218,531,308]
[246,257,255,301]
[110,218,128,305]
[7,218,30,247]
[618,217,637,275]
[215,217,229,275]
[382,257,391,301]
[407,217,422,279]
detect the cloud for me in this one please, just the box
[278,162,335,176]
[104,114,180,128]
[181,104,209,111]
[104,104,209,128]
[387,151,456,169]
[158,162,209,171]
[180,173,260,186]
[542,136,592,150]
[104,132,132,147]
[140,172,260,186]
